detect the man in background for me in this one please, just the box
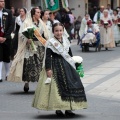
[0,0,13,82]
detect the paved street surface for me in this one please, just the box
[0,39,120,120]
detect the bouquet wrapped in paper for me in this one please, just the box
[22,27,46,52]
[101,20,111,33]
[22,27,37,52]
[72,56,84,77]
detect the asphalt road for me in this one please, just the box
[0,40,120,120]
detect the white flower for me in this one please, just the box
[23,27,32,32]
[72,56,83,63]
[45,77,51,84]
[23,28,27,32]
[11,33,15,39]
[27,26,34,29]
[104,21,108,25]
[3,12,8,15]
[104,21,108,24]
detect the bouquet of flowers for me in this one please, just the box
[101,20,111,33]
[72,56,84,77]
[22,27,37,52]
[104,21,108,26]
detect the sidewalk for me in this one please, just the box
[82,57,120,100]
[71,39,120,101]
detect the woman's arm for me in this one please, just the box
[68,47,73,57]
[45,48,53,77]
[45,48,52,70]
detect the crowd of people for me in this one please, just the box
[0,0,87,117]
[76,4,120,52]
[42,4,120,52]
[1,0,120,117]
[49,4,120,52]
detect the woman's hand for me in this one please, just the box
[104,25,107,28]
[105,25,111,28]
[27,39,32,44]
[0,37,6,43]
[46,70,52,78]
[99,24,102,27]
[107,24,111,27]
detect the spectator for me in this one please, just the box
[0,0,13,82]
[14,8,20,17]
[74,16,82,45]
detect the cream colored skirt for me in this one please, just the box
[32,68,87,111]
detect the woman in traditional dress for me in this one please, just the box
[100,9,115,50]
[32,23,87,116]
[79,14,91,39]
[11,8,27,59]
[49,12,69,39]
[7,7,49,92]
[81,20,100,52]
[41,10,53,39]
[79,14,91,51]
[112,9,120,46]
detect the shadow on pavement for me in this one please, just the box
[77,49,114,53]
[33,114,86,119]
[7,91,35,95]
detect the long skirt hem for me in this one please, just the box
[32,68,87,111]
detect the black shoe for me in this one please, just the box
[0,79,3,82]
[55,110,64,117]
[24,83,29,92]
[24,86,29,92]
[65,110,75,116]
[105,48,108,50]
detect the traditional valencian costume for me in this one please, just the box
[112,14,120,45]
[12,14,26,58]
[79,15,91,39]
[7,13,49,83]
[32,36,87,110]
[100,10,115,49]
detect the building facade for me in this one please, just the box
[5,0,120,18]
[5,0,43,10]
[68,0,85,18]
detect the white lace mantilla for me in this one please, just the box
[47,37,75,69]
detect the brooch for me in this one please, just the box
[54,42,58,47]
